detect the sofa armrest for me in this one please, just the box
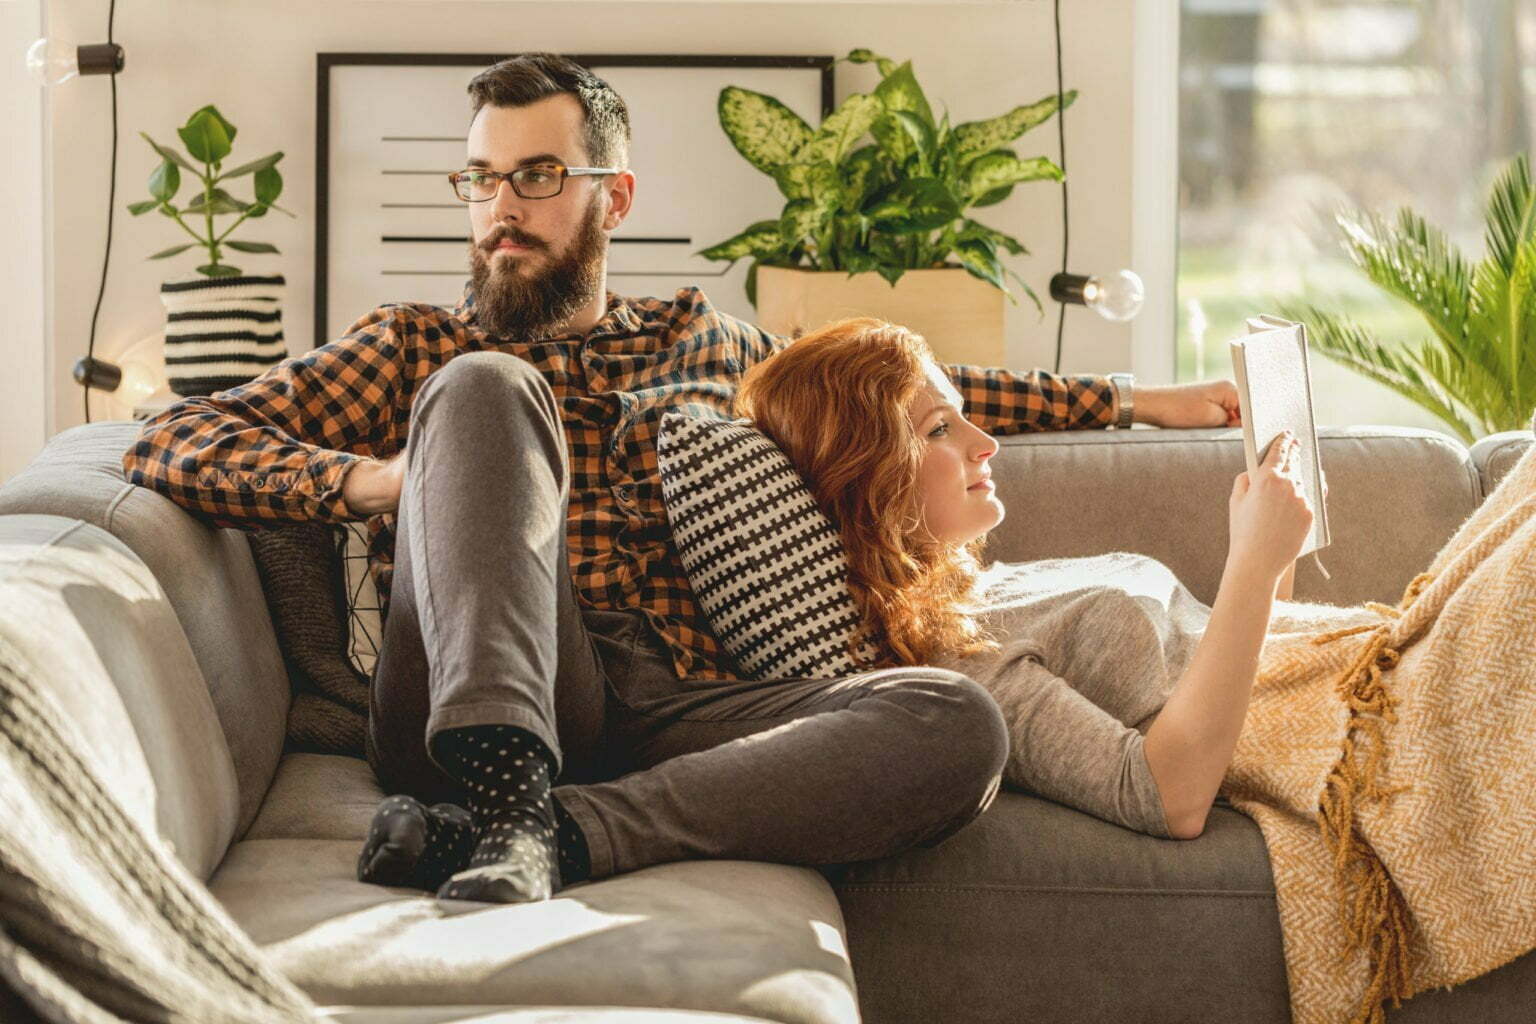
[984,424,1494,608]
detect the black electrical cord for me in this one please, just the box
[1052,0,1068,376]
[83,0,118,424]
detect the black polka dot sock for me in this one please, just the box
[430,723,564,903]
[356,795,476,891]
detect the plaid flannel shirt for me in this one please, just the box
[122,282,1120,682]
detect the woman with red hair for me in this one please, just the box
[735,316,1536,1021]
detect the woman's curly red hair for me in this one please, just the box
[734,317,998,667]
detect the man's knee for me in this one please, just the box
[895,669,1009,845]
[414,351,558,428]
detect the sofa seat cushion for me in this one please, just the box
[215,752,857,1024]
[829,789,1536,1024]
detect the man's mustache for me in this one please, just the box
[478,226,547,252]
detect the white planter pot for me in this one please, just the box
[159,272,287,397]
[755,265,1007,366]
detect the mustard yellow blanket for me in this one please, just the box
[1223,439,1536,1024]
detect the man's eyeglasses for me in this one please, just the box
[448,162,619,202]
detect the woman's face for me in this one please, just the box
[907,360,1004,545]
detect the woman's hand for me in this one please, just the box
[342,450,406,516]
[1227,431,1314,581]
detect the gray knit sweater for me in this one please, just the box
[932,552,1214,839]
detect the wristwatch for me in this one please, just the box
[1108,373,1135,429]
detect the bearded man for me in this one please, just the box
[123,53,1237,904]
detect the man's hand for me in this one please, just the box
[1134,379,1242,429]
[342,451,406,517]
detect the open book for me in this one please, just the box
[1228,314,1332,580]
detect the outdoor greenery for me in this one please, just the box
[1281,153,1536,444]
[127,105,293,278]
[698,48,1072,311]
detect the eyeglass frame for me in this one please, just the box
[447,162,621,202]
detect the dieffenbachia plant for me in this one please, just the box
[698,48,1075,311]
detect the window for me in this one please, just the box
[1176,0,1535,431]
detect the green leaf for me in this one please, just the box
[970,185,1015,208]
[148,160,180,203]
[1481,153,1536,275]
[139,132,196,173]
[219,151,282,180]
[178,108,233,165]
[962,152,1063,204]
[245,203,268,219]
[773,162,815,201]
[959,218,1028,256]
[873,61,936,132]
[838,145,884,211]
[745,260,761,308]
[148,243,196,260]
[718,87,815,175]
[876,264,905,287]
[951,91,1077,162]
[126,199,161,216]
[187,105,237,147]
[871,113,916,171]
[187,188,250,216]
[845,48,896,78]
[197,262,243,278]
[955,238,1007,294]
[796,92,883,166]
[890,110,935,169]
[225,240,279,253]
[253,165,283,205]
[870,179,960,233]
[779,198,821,246]
[697,219,783,262]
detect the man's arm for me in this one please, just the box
[943,364,1119,434]
[122,306,408,530]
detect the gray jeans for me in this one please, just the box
[365,351,1009,882]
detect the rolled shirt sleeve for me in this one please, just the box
[943,363,1119,434]
[121,306,406,530]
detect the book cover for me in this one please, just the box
[1228,314,1332,562]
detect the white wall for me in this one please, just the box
[2,0,48,484]
[35,0,1153,450]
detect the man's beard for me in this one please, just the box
[468,195,607,339]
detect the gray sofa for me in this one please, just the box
[2,417,1533,1024]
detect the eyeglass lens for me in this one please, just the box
[456,166,563,201]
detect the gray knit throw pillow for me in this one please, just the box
[245,523,369,757]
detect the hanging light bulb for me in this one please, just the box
[25,37,124,87]
[1050,269,1146,323]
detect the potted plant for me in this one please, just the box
[128,104,294,397]
[1281,153,1536,445]
[698,48,1072,364]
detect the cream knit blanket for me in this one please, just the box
[1222,439,1536,1024]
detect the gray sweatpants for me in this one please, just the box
[364,351,1009,882]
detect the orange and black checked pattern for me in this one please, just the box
[122,282,1119,682]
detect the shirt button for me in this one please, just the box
[616,484,635,505]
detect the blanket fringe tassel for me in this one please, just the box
[1308,570,1434,1024]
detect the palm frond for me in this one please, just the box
[1334,206,1472,358]
[1280,302,1481,444]
[1481,152,1535,275]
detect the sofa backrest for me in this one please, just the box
[0,513,240,880]
[983,424,1490,608]
[0,422,291,842]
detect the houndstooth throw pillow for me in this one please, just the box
[656,411,881,679]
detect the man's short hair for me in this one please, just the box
[467,53,631,170]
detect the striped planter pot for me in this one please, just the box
[159,273,287,397]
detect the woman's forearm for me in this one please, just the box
[1275,559,1297,601]
[1143,557,1277,838]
